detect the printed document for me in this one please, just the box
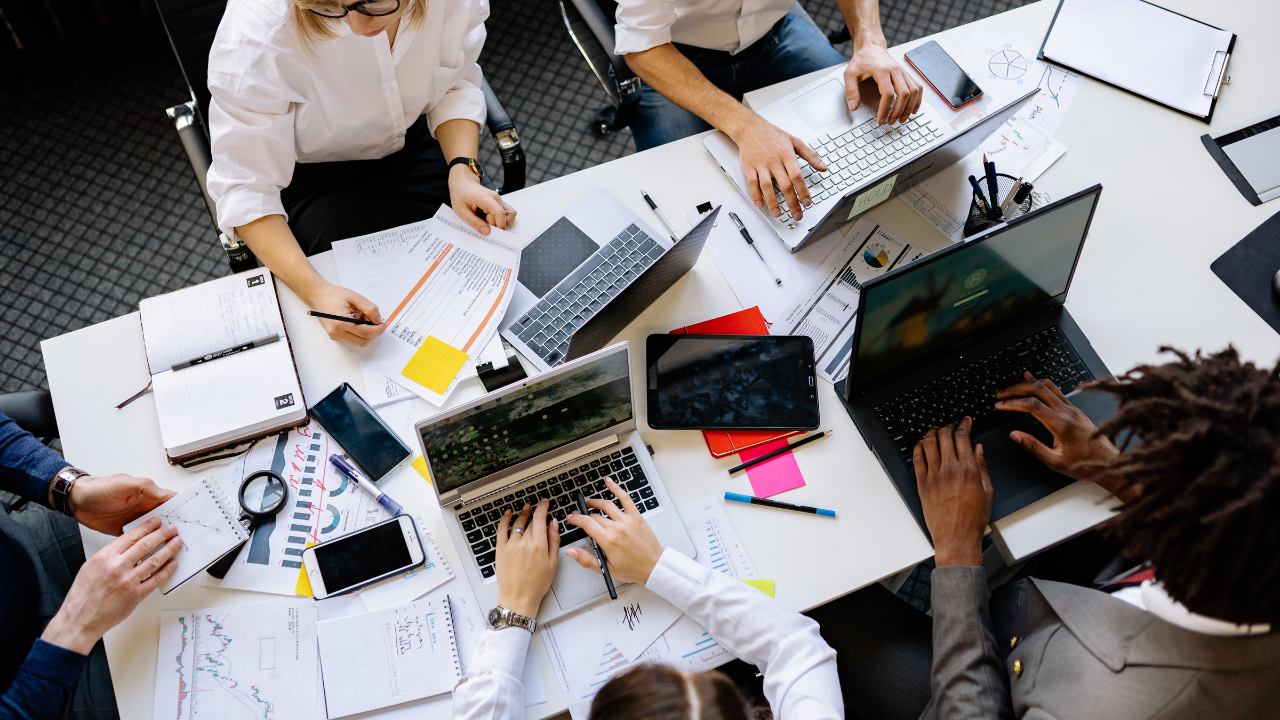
[124,475,248,594]
[958,22,1084,138]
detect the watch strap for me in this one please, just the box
[488,605,536,633]
[50,466,87,517]
[447,156,484,181]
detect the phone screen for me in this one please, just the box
[310,384,412,481]
[312,518,416,594]
[905,41,983,109]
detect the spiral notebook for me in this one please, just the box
[317,594,461,719]
[121,476,249,594]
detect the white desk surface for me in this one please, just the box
[40,0,1280,718]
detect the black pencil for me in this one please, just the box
[575,491,617,599]
[728,430,831,475]
[308,311,377,326]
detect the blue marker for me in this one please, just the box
[724,492,835,517]
[330,454,403,516]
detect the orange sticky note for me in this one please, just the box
[741,579,775,597]
[412,455,431,484]
[401,336,469,394]
[294,542,318,596]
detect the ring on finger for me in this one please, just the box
[510,526,524,534]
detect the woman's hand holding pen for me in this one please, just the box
[495,500,560,619]
[307,282,385,347]
[566,478,664,585]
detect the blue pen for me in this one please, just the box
[329,454,403,516]
[983,155,1001,215]
[968,175,989,210]
[724,492,835,517]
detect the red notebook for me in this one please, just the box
[669,307,801,458]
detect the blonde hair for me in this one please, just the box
[291,0,425,47]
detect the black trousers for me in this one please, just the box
[281,116,450,257]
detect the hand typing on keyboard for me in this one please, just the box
[842,43,923,125]
[732,113,828,222]
[564,477,665,585]
[493,500,560,619]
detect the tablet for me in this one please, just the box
[646,335,819,430]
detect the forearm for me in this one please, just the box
[834,0,887,51]
[235,215,328,307]
[451,628,529,720]
[436,118,481,163]
[624,45,758,139]
[928,565,1013,720]
[0,640,88,720]
[0,415,68,507]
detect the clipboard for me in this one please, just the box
[1038,0,1236,123]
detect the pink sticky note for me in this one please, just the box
[739,438,805,498]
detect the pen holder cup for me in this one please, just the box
[963,173,1032,238]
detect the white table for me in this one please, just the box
[40,0,1280,718]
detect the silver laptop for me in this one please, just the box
[705,65,1038,252]
[414,342,695,623]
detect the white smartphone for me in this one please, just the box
[302,515,425,599]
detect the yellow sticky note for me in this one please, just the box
[294,542,318,596]
[402,336,469,394]
[412,455,431,484]
[741,579,775,597]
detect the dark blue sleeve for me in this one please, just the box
[0,641,87,720]
[0,414,68,508]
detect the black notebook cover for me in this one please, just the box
[1210,210,1280,335]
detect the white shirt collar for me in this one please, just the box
[1137,580,1271,636]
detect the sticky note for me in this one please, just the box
[401,336,469,394]
[412,455,431,484]
[741,579,775,597]
[294,542,318,597]
[739,438,805,498]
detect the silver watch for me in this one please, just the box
[50,466,88,517]
[487,606,536,633]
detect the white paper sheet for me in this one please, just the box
[677,494,759,580]
[124,476,247,594]
[957,23,1084,137]
[152,600,318,720]
[583,584,684,662]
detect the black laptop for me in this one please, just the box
[837,185,1111,537]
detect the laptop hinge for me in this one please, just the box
[457,434,622,504]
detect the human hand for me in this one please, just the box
[68,473,176,536]
[40,518,182,655]
[495,500,559,618]
[306,282,385,347]
[732,113,828,221]
[449,166,517,237]
[844,42,922,125]
[915,418,992,567]
[995,372,1120,484]
[565,478,664,585]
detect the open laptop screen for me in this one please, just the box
[420,349,632,493]
[851,188,1100,387]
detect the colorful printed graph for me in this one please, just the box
[173,612,275,720]
[863,247,890,268]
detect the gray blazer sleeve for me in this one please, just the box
[924,565,1014,720]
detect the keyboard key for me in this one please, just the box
[459,510,471,520]
[558,472,570,481]
[482,525,496,537]
[624,477,648,492]
[610,460,624,472]
[471,539,491,554]
[476,550,496,566]
[639,486,654,499]
[481,565,495,578]
[578,464,590,473]
[466,529,483,543]
[462,518,476,531]
[644,498,659,510]
[623,454,638,466]
[630,491,642,504]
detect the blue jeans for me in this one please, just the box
[630,12,847,151]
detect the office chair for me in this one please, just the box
[153,0,526,273]
[0,391,58,442]
[559,0,827,137]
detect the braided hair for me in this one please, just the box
[1087,346,1280,625]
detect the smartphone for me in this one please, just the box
[310,383,413,482]
[302,515,425,599]
[905,40,983,110]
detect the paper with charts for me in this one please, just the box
[959,23,1083,138]
[542,495,758,720]
[352,209,520,406]
[151,600,317,720]
[776,217,928,383]
[122,475,248,594]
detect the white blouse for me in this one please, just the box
[613,0,793,56]
[205,0,489,241]
[452,548,843,720]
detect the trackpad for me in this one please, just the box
[550,545,610,610]
[977,414,1072,522]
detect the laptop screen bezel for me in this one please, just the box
[415,342,638,505]
[845,184,1103,395]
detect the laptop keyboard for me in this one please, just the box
[456,445,659,580]
[874,327,1095,463]
[510,224,664,366]
[775,114,945,223]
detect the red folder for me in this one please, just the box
[669,307,801,458]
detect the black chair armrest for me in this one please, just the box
[0,391,58,440]
[481,76,526,194]
[559,0,641,135]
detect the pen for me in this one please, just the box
[967,175,989,211]
[1000,177,1024,215]
[640,188,680,243]
[724,492,836,517]
[574,490,617,599]
[309,311,378,326]
[330,454,403,516]
[1013,182,1034,206]
[172,333,279,371]
[983,155,1001,218]
[728,211,781,286]
[728,430,832,475]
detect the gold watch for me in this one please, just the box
[447,156,485,182]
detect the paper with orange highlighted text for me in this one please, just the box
[356,207,522,406]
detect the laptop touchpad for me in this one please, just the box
[977,414,1073,522]
[550,545,610,610]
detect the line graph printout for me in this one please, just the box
[152,600,317,720]
[957,22,1083,137]
[123,476,247,594]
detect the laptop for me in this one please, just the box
[501,187,721,372]
[837,185,1112,537]
[413,342,696,623]
[704,66,1038,252]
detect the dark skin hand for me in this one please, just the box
[914,418,993,567]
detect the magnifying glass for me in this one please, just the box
[206,470,289,579]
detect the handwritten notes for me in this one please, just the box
[586,584,684,661]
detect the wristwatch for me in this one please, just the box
[447,156,485,182]
[487,606,536,633]
[49,466,88,517]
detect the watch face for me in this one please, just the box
[488,607,502,628]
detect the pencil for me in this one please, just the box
[728,430,831,475]
[308,311,377,326]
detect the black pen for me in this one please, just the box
[727,430,832,475]
[172,334,279,371]
[575,490,617,599]
[640,188,680,243]
[308,310,378,326]
[729,211,781,285]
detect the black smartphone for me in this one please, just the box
[905,40,983,110]
[646,335,820,430]
[309,383,413,482]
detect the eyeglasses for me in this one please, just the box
[308,0,400,18]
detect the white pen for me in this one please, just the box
[1000,177,1025,216]
[641,188,680,242]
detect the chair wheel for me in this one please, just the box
[590,106,618,137]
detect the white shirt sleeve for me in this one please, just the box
[205,79,297,241]
[613,0,679,55]
[646,548,844,720]
[452,627,530,720]
[425,0,489,135]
